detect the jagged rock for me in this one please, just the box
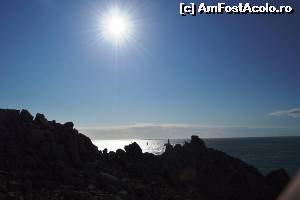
[19,109,33,122]
[78,133,99,161]
[190,135,206,148]
[164,139,173,154]
[0,109,291,200]
[108,151,116,157]
[173,144,182,152]
[124,142,142,156]
[35,113,46,121]
[34,113,49,126]
[103,148,108,155]
[116,149,126,156]
[64,122,74,129]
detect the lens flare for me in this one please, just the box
[101,8,132,45]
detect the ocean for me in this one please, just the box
[93,136,300,176]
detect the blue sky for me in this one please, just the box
[0,0,299,138]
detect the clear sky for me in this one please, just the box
[0,0,299,138]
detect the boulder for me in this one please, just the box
[116,149,126,156]
[124,142,142,156]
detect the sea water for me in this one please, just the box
[93,137,300,176]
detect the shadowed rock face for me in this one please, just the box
[124,142,142,156]
[0,109,290,200]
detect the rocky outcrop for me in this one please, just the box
[266,169,290,198]
[124,142,142,156]
[0,109,290,200]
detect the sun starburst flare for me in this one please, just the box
[100,8,133,46]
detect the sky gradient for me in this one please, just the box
[0,0,299,138]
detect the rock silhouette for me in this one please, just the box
[0,109,290,200]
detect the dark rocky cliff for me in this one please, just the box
[0,109,290,200]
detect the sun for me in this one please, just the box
[101,8,132,45]
[107,15,127,38]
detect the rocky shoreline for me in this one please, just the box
[0,109,290,200]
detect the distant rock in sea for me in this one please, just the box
[0,109,290,200]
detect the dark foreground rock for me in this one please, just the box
[0,109,290,200]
